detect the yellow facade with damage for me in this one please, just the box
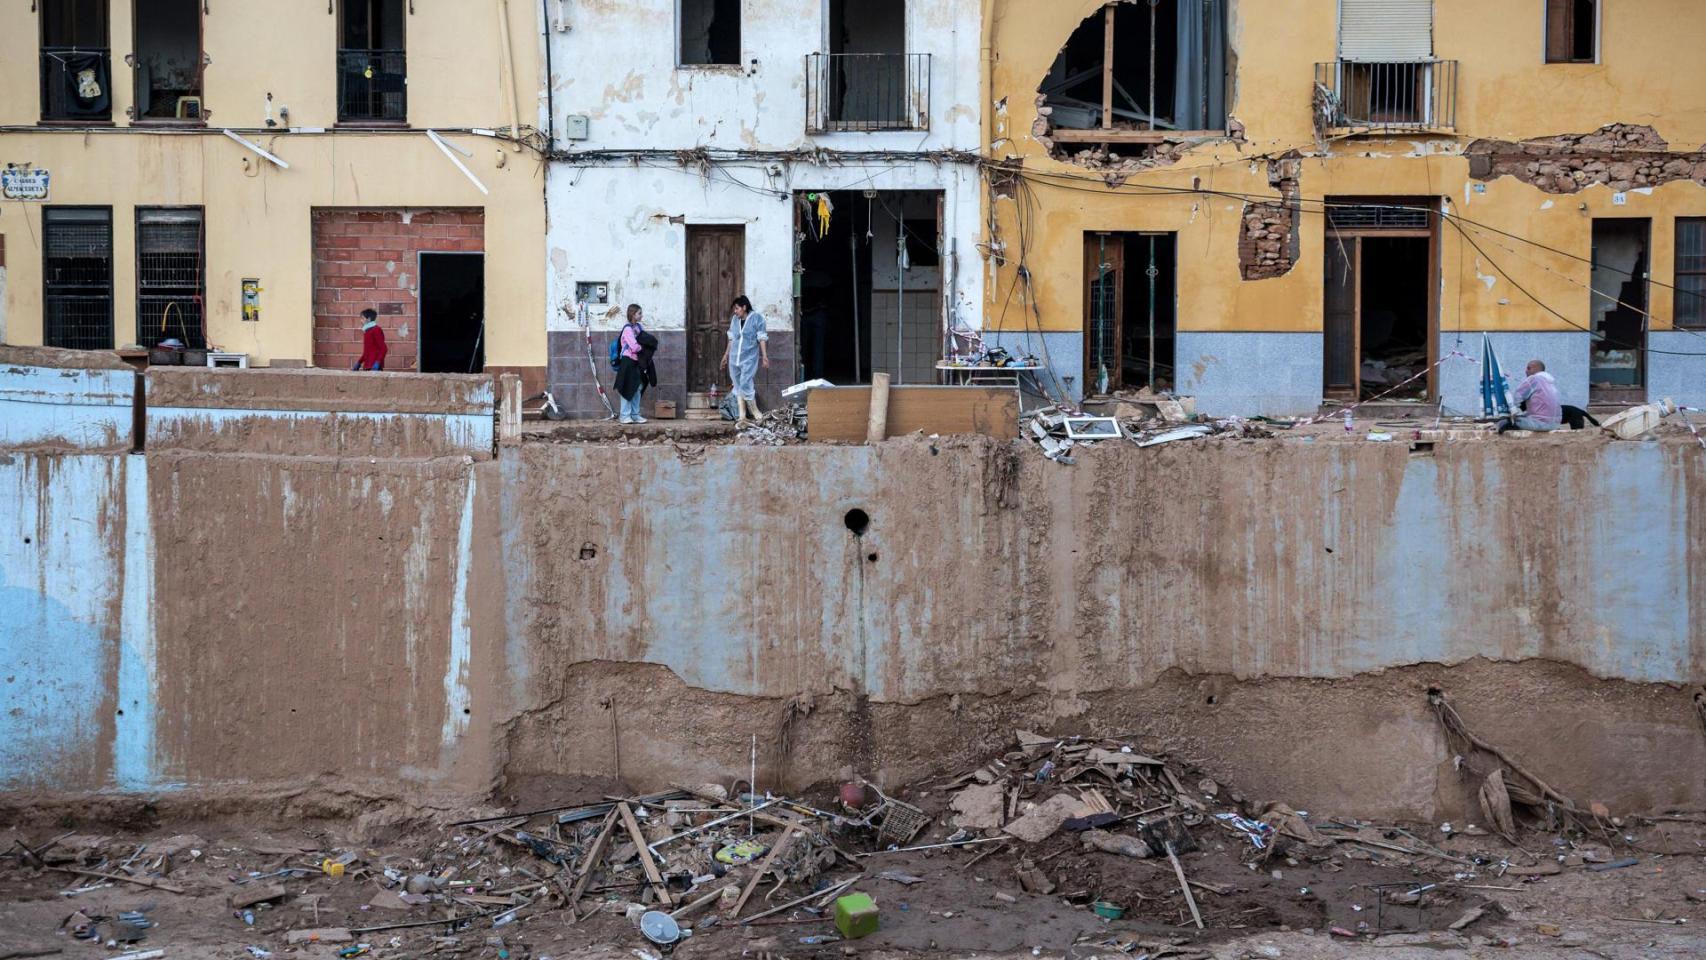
[0,1,544,378]
[984,0,1706,410]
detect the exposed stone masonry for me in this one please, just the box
[1466,124,1706,194]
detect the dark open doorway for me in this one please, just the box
[795,189,942,385]
[1589,218,1648,403]
[419,252,484,373]
[1083,232,1176,395]
[1323,201,1438,402]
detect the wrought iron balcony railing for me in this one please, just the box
[1314,59,1457,132]
[806,52,930,133]
[338,48,407,123]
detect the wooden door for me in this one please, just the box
[685,225,744,393]
[1083,233,1125,395]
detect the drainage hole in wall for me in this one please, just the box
[23,537,31,545]
[866,553,879,563]
[844,508,870,536]
[1205,695,1217,705]
[116,709,124,716]
[463,708,471,715]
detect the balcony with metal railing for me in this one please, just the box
[40,47,112,122]
[805,52,930,133]
[1314,60,1458,132]
[337,49,407,124]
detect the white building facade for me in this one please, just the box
[541,0,985,415]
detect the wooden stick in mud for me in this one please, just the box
[1166,844,1203,930]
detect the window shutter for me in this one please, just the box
[1339,0,1434,61]
[1545,0,1574,62]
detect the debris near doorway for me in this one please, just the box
[734,406,806,446]
[1023,395,1274,463]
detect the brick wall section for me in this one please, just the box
[311,209,485,371]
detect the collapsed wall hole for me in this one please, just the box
[1034,0,1228,168]
[844,509,870,536]
[579,542,598,560]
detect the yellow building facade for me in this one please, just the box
[0,0,545,386]
[983,0,1706,414]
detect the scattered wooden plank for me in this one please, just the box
[229,882,288,909]
[741,876,858,924]
[617,801,673,909]
[733,830,799,918]
[566,809,621,914]
[48,866,185,894]
[807,386,1019,442]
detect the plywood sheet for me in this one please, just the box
[807,386,1019,442]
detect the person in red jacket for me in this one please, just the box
[355,308,388,371]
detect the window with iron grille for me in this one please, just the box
[136,207,205,348]
[42,207,114,351]
[1676,219,1706,329]
[40,0,111,122]
[339,0,407,123]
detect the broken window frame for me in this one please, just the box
[129,0,206,124]
[337,0,408,124]
[1544,0,1599,65]
[677,0,742,68]
[1041,0,1229,147]
[39,0,112,124]
[42,206,116,352]
[135,206,207,349]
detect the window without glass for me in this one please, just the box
[133,0,203,121]
[42,207,114,351]
[680,0,740,66]
[339,0,407,122]
[136,208,206,349]
[1677,219,1706,329]
[1039,0,1227,138]
[1546,0,1598,63]
[40,0,111,121]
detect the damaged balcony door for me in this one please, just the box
[1083,231,1176,396]
[131,0,203,121]
[686,226,745,398]
[1322,201,1439,403]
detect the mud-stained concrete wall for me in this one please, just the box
[2,358,1702,818]
[500,437,1706,821]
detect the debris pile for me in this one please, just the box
[1023,392,1287,463]
[5,708,1700,955]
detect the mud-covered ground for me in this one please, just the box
[3,798,1702,960]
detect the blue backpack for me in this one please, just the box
[608,325,630,370]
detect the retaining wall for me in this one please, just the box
[1,356,1702,821]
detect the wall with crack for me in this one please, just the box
[985,1,1706,412]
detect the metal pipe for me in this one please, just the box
[496,0,523,151]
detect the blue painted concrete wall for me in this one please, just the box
[1176,332,1324,416]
